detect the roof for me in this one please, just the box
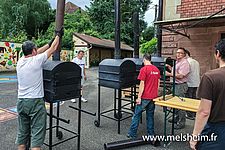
[154,14,225,27]
[73,33,134,51]
[65,2,82,14]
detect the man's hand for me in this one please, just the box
[166,71,172,77]
[136,98,141,105]
[189,140,197,150]
[84,76,87,81]
[46,35,60,58]
[55,27,64,38]
[166,64,172,71]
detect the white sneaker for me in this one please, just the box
[71,99,77,103]
[60,101,65,105]
[81,97,88,103]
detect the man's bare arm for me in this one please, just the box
[190,98,211,150]
[84,63,86,77]
[175,73,185,79]
[46,36,60,58]
[37,44,49,54]
[136,81,144,105]
[192,98,212,136]
[158,79,160,90]
[166,72,185,79]
[138,81,144,99]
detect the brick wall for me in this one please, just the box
[162,26,225,75]
[177,0,225,18]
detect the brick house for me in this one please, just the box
[65,2,83,14]
[155,0,225,74]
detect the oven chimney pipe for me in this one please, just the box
[53,0,65,61]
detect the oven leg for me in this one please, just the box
[131,87,134,110]
[26,127,31,150]
[56,101,60,137]
[94,84,101,127]
[98,84,100,124]
[114,89,117,119]
[77,95,81,150]
[117,89,122,134]
[49,102,53,150]
[133,85,137,111]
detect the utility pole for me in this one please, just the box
[53,0,65,61]
[156,0,163,57]
[133,11,139,58]
[154,4,158,38]
[154,4,158,22]
[114,0,121,59]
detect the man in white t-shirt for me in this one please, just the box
[186,50,200,120]
[71,50,88,103]
[16,35,60,150]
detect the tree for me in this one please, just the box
[0,0,53,40]
[87,0,151,46]
[140,37,157,54]
[35,10,98,49]
[141,26,155,44]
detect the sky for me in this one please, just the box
[48,0,159,26]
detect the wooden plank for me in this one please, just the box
[154,95,200,112]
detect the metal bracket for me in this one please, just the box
[160,7,225,39]
[162,24,190,39]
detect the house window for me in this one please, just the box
[221,33,225,39]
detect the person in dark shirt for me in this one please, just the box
[190,39,225,150]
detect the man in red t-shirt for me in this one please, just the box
[128,54,160,138]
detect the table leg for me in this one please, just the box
[172,108,175,135]
[163,107,167,147]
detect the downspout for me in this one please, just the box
[156,0,163,57]
[53,0,65,61]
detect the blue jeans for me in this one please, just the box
[197,122,225,150]
[128,99,155,138]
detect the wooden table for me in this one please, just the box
[153,95,200,146]
[154,95,200,112]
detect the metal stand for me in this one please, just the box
[120,85,144,124]
[162,107,176,146]
[44,97,81,150]
[121,85,138,112]
[161,59,177,147]
[69,98,96,149]
[95,84,135,134]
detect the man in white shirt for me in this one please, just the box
[186,50,200,120]
[16,35,60,150]
[71,50,88,103]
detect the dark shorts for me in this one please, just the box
[16,98,47,148]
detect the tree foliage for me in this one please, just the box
[140,37,157,54]
[0,0,153,51]
[35,10,98,49]
[87,0,151,46]
[141,26,155,44]
[0,0,53,40]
